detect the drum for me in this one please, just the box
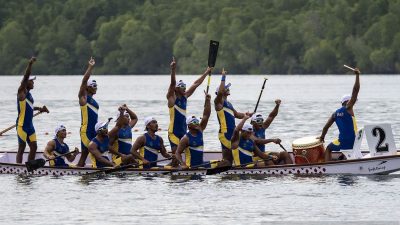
[292,136,324,164]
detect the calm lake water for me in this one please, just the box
[0,75,399,224]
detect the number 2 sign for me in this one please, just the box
[364,124,397,157]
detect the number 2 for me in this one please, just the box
[372,127,389,152]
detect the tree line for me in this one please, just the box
[0,0,399,75]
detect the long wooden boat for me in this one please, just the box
[1,151,400,176]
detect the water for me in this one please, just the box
[0,75,400,224]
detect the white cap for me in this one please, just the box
[242,123,254,132]
[251,113,263,122]
[54,125,66,136]
[186,115,200,125]
[28,75,36,81]
[95,121,109,132]
[144,116,156,130]
[215,83,231,95]
[176,80,186,88]
[115,111,129,122]
[87,79,97,87]
[341,94,351,104]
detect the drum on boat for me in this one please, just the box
[292,136,324,164]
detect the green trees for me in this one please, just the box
[0,0,399,74]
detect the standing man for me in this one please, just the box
[214,69,252,167]
[77,57,97,167]
[251,100,292,164]
[319,68,361,161]
[108,104,138,165]
[16,57,49,163]
[175,92,211,169]
[166,57,212,165]
[43,125,79,167]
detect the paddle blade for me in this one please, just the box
[25,158,46,172]
[208,40,219,67]
[206,165,231,175]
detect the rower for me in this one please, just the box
[16,57,49,163]
[43,125,79,167]
[88,120,115,168]
[166,57,212,166]
[251,100,293,164]
[130,117,172,168]
[77,57,98,167]
[319,68,361,161]
[214,68,253,167]
[108,105,138,165]
[175,92,211,169]
[232,116,274,167]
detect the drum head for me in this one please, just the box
[292,136,322,149]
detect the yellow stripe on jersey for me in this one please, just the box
[17,100,26,127]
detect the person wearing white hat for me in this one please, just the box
[43,125,79,167]
[130,116,172,168]
[250,100,293,164]
[77,57,98,167]
[319,68,361,161]
[214,68,253,167]
[230,115,274,167]
[108,104,138,165]
[88,120,115,168]
[175,92,212,169]
[166,57,212,166]
[16,57,49,163]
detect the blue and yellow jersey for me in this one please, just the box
[49,138,70,167]
[254,127,266,152]
[80,95,99,145]
[233,137,255,166]
[185,131,204,167]
[334,106,357,142]
[112,126,132,155]
[140,133,162,168]
[217,100,235,134]
[168,96,187,138]
[16,92,34,128]
[89,137,110,168]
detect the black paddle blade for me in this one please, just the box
[25,158,46,172]
[206,165,231,175]
[208,40,219,67]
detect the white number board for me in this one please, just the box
[364,124,397,156]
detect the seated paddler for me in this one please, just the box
[88,120,116,168]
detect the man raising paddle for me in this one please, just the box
[16,57,49,163]
[319,67,361,161]
[77,57,97,167]
[166,57,212,166]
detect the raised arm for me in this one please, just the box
[175,135,189,168]
[254,137,281,145]
[43,140,56,160]
[166,57,177,107]
[214,68,226,111]
[231,115,250,148]
[319,114,335,143]
[17,57,36,101]
[186,67,212,98]
[263,99,281,129]
[130,135,149,164]
[78,57,95,106]
[200,92,211,131]
[108,126,121,157]
[124,105,138,128]
[346,68,360,110]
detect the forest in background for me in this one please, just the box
[1,0,400,75]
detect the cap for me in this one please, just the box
[54,125,66,136]
[95,121,109,132]
[341,94,351,104]
[115,111,129,122]
[144,116,156,130]
[242,123,254,132]
[176,80,186,88]
[87,79,97,87]
[186,115,200,125]
[215,83,231,95]
[251,113,263,122]
[28,75,36,81]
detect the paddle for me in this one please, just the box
[25,150,78,172]
[206,40,219,94]
[254,78,268,113]
[278,143,288,152]
[162,160,222,175]
[343,64,356,71]
[0,111,44,136]
[206,159,267,175]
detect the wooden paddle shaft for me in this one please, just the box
[254,78,268,113]
[0,111,43,136]
[206,72,211,94]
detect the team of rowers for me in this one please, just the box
[15,56,361,169]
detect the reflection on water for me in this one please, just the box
[337,175,359,186]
